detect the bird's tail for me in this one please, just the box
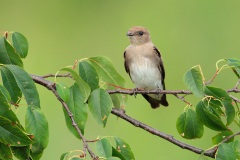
[142,94,168,109]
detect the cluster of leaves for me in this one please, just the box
[61,137,134,160]
[0,33,48,159]
[55,56,136,159]
[177,59,240,159]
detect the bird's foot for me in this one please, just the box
[132,87,139,98]
[157,88,162,98]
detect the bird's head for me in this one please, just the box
[127,26,151,45]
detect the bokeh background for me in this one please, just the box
[1,0,240,159]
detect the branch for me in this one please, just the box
[30,74,98,160]
[107,89,240,95]
[111,108,216,158]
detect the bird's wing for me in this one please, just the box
[153,46,165,80]
[124,51,129,73]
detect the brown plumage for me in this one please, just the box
[124,26,168,108]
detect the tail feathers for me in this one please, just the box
[142,94,168,109]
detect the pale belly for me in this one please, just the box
[129,58,163,90]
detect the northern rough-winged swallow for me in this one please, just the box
[124,26,169,108]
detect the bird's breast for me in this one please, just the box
[129,56,162,90]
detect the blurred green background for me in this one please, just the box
[1,0,240,159]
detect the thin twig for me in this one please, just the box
[173,94,192,106]
[229,95,240,103]
[40,73,71,78]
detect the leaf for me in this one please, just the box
[79,61,99,91]
[12,32,29,58]
[96,138,112,158]
[216,143,236,160]
[222,101,235,126]
[25,107,49,156]
[30,151,43,160]
[85,56,125,108]
[60,67,91,102]
[114,137,135,160]
[112,147,126,160]
[1,67,22,104]
[11,146,30,160]
[64,83,88,138]
[229,140,240,159]
[225,58,240,78]
[107,157,121,160]
[0,142,12,160]
[86,56,125,89]
[0,37,23,67]
[88,88,113,127]
[0,84,11,102]
[1,65,40,108]
[183,68,204,98]
[56,82,70,102]
[0,116,32,146]
[225,58,240,67]
[176,112,186,137]
[212,130,234,145]
[176,109,204,139]
[196,101,227,131]
[204,86,232,103]
[0,97,21,129]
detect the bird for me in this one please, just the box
[124,26,168,109]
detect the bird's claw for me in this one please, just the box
[132,87,138,98]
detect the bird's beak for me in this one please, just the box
[127,31,133,36]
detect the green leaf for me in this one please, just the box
[30,151,43,160]
[79,61,99,91]
[1,67,22,104]
[0,116,32,146]
[107,157,121,160]
[216,143,236,160]
[60,67,91,102]
[229,140,240,159]
[183,68,204,98]
[1,65,40,108]
[114,137,135,160]
[86,56,125,89]
[0,84,11,102]
[0,37,23,67]
[56,82,70,102]
[225,58,240,67]
[222,101,235,126]
[112,147,126,160]
[204,86,232,103]
[85,56,125,108]
[212,130,234,145]
[0,142,12,160]
[196,101,227,131]
[176,109,203,139]
[96,138,112,158]
[176,112,186,137]
[25,107,49,156]
[0,98,21,129]
[64,83,88,138]
[12,32,29,58]
[11,146,30,160]
[88,88,113,127]
[225,58,240,78]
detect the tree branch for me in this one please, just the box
[111,108,217,158]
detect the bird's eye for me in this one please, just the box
[138,31,144,36]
